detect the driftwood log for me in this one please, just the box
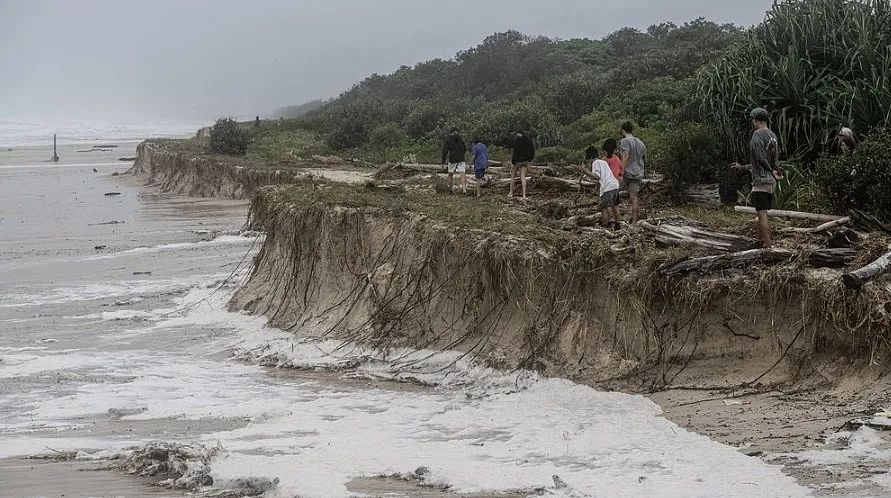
[491,176,595,191]
[660,248,795,276]
[488,165,556,176]
[827,228,862,248]
[850,209,891,235]
[807,248,859,268]
[734,206,842,222]
[842,250,891,289]
[682,183,721,206]
[638,220,759,252]
[789,217,851,234]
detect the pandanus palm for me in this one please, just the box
[697,0,891,164]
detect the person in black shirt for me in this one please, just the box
[441,128,468,194]
[510,131,535,199]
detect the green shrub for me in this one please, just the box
[248,129,329,162]
[208,118,250,155]
[468,97,563,148]
[734,161,824,211]
[402,103,444,138]
[368,123,407,148]
[815,129,891,219]
[649,122,722,186]
[535,146,581,165]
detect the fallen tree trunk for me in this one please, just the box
[807,248,858,268]
[638,220,758,252]
[734,206,842,222]
[488,165,556,176]
[850,209,891,235]
[660,248,795,276]
[827,228,862,248]
[491,176,595,191]
[789,217,851,234]
[842,250,891,289]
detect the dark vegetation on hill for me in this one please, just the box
[204,0,891,219]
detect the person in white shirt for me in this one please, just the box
[575,145,621,229]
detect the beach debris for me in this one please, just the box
[843,411,891,431]
[807,248,858,268]
[88,220,124,226]
[113,297,143,306]
[104,192,122,196]
[851,209,891,236]
[113,441,220,490]
[740,447,764,457]
[789,216,851,234]
[842,248,891,289]
[734,206,842,222]
[827,228,861,248]
[683,183,721,206]
[638,219,758,252]
[660,248,795,276]
[107,406,148,420]
[94,245,107,251]
[208,476,280,496]
[119,157,137,161]
[133,271,152,276]
[96,144,119,148]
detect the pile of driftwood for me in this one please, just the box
[639,209,891,289]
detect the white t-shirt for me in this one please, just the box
[592,159,620,196]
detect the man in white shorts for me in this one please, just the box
[441,128,468,194]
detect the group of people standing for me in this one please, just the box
[441,122,648,225]
[441,110,781,247]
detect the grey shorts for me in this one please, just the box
[600,189,619,208]
[624,178,642,195]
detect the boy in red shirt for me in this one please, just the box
[603,138,624,183]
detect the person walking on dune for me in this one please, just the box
[603,138,623,185]
[731,107,783,247]
[510,131,535,200]
[619,122,646,223]
[575,145,621,229]
[441,128,468,194]
[470,137,489,198]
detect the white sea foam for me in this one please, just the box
[0,283,813,497]
[0,273,230,308]
[134,293,814,496]
[82,234,260,261]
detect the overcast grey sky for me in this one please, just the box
[0,0,775,122]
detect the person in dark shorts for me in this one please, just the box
[575,145,621,229]
[731,107,784,247]
[510,131,535,200]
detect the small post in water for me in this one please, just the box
[52,133,60,162]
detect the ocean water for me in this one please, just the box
[0,125,820,497]
[0,118,204,148]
